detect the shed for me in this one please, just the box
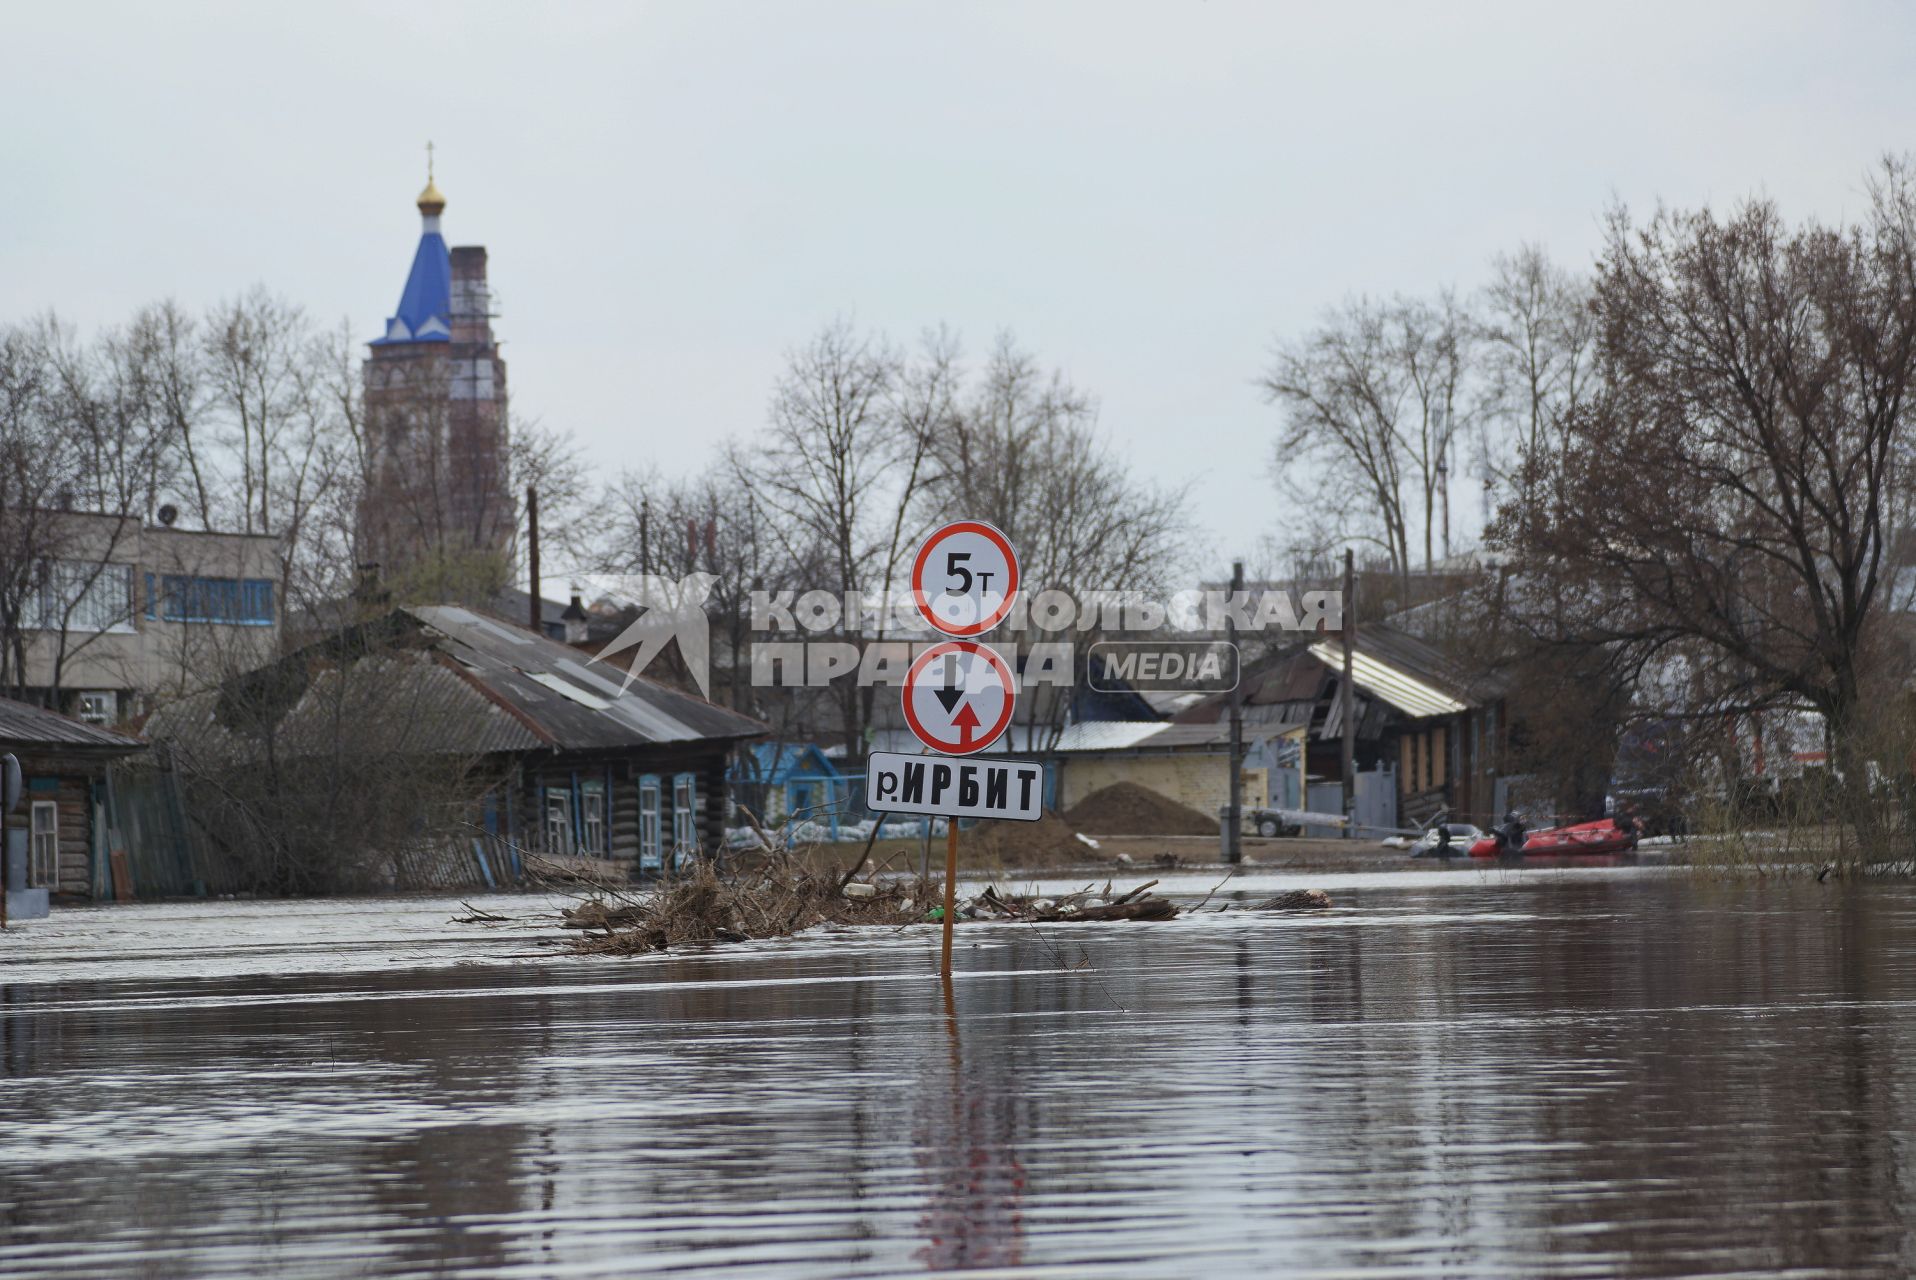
[728,742,848,827]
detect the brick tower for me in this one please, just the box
[360,163,512,579]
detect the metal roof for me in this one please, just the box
[1309,626,1471,719]
[0,697,145,754]
[370,221,451,345]
[405,605,766,750]
[1050,716,1305,755]
[146,605,768,763]
[145,654,543,765]
[1050,720,1169,753]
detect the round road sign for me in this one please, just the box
[901,640,1017,756]
[911,520,1019,636]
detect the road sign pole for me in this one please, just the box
[940,820,959,977]
[907,519,1021,986]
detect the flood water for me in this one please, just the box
[6,867,1916,1278]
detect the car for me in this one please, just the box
[1219,805,1305,838]
[1409,822,1485,857]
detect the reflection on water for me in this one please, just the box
[5,873,1916,1276]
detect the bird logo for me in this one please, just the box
[589,573,718,698]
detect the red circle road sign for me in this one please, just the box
[911,520,1020,637]
[901,640,1017,756]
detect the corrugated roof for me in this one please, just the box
[403,606,767,750]
[0,697,145,754]
[1051,720,1168,752]
[1309,625,1472,719]
[1051,716,1306,755]
[146,654,544,765]
[146,605,768,764]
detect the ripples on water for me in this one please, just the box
[4,869,1916,1277]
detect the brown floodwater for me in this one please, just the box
[4,866,1916,1278]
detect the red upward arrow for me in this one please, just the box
[952,702,981,747]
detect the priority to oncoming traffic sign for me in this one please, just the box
[911,519,1020,636]
[864,751,1044,823]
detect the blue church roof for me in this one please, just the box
[371,228,451,346]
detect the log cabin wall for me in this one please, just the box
[515,744,736,877]
[7,750,121,898]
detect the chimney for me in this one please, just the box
[448,246,491,344]
[561,589,590,646]
[527,486,541,634]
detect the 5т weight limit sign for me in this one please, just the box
[911,519,1020,636]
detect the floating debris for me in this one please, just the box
[562,863,921,956]
[556,867,1189,956]
[1253,889,1333,911]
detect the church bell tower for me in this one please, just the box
[360,151,513,580]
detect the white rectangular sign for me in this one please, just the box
[864,751,1045,822]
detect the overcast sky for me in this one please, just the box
[5,1,1913,573]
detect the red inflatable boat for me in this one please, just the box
[1467,818,1639,858]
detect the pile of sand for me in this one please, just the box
[967,809,1094,867]
[1063,782,1218,836]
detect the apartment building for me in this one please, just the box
[15,511,284,724]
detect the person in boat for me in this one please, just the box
[1498,810,1526,855]
[1433,821,1454,857]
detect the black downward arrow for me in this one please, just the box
[933,653,965,714]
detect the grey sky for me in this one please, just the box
[6,1,1912,572]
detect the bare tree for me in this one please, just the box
[729,320,910,754]
[203,288,307,536]
[1476,245,1597,518]
[1398,293,1471,569]
[922,333,1191,744]
[1495,161,1916,858]
[1262,298,1415,594]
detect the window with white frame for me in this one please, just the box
[580,778,606,856]
[639,774,662,871]
[75,691,115,726]
[672,772,698,861]
[28,561,136,634]
[545,788,574,855]
[28,801,58,889]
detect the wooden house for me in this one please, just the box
[0,695,145,897]
[145,604,767,885]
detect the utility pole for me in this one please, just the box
[527,485,542,634]
[0,753,18,930]
[1341,548,1356,840]
[640,497,651,576]
[1225,558,1244,865]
